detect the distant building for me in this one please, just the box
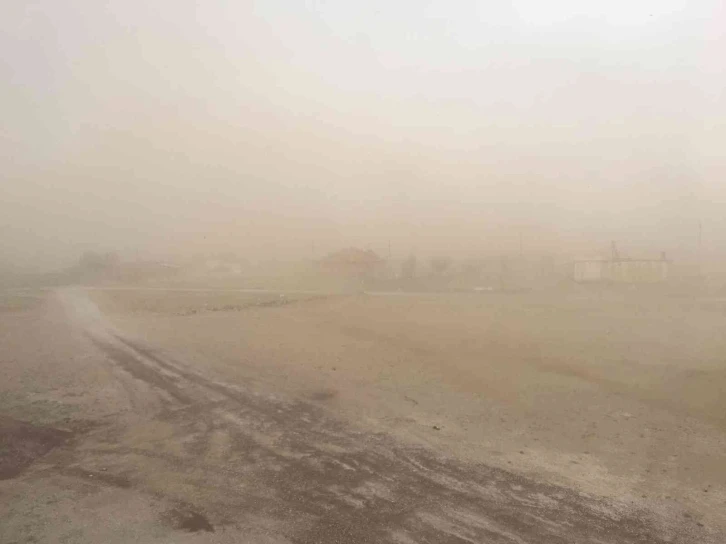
[573,255,670,284]
[318,248,384,279]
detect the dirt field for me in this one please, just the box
[1,287,725,543]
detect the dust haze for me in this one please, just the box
[2,3,726,544]
[2,1,724,271]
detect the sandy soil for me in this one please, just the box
[1,287,724,543]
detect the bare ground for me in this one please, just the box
[0,287,724,543]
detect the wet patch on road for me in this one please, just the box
[0,416,72,480]
[162,507,215,533]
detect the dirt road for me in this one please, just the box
[0,288,722,543]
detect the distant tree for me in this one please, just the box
[430,256,451,276]
[401,255,417,280]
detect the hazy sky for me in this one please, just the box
[2,1,724,269]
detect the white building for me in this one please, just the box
[573,257,669,284]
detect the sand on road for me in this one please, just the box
[1,287,724,543]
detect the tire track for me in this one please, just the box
[61,289,719,543]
